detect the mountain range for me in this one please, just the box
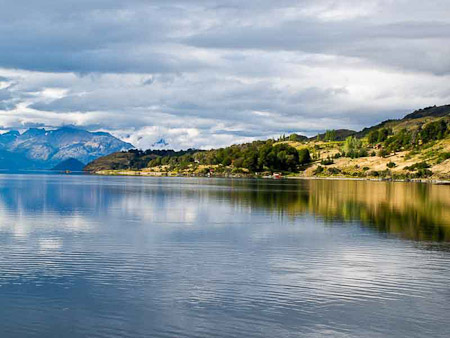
[0,126,133,170]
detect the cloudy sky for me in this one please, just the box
[0,0,449,149]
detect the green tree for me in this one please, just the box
[377,128,390,142]
[324,130,337,142]
[420,120,448,143]
[367,130,379,144]
[298,148,311,165]
[342,136,365,158]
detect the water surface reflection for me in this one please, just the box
[2,175,448,242]
[0,175,448,337]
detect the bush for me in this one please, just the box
[414,169,433,178]
[378,149,389,158]
[327,167,341,175]
[437,152,450,164]
[314,166,324,175]
[386,162,397,168]
[320,157,334,165]
[405,162,430,171]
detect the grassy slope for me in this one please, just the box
[286,114,450,180]
[85,105,450,181]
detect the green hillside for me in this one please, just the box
[85,105,450,181]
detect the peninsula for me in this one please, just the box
[85,105,450,182]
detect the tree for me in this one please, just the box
[273,144,300,171]
[420,120,448,143]
[384,129,412,152]
[377,128,390,142]
[342,136,366,158]
[298,148,311,165]
[222,156,232,166]
[324,130,337,142]
[367,130,379,144]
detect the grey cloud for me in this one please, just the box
[187,20,450,75]
[0,0,449,74]
[1,0,450,149]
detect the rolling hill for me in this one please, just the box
[52,158,86,171]
[85,104,450,181]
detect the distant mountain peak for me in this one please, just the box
[0,126,134,170]
[152,138,169,148]
[3,130,20,136]
[22,128,46,137]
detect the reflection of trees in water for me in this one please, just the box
[223,179,450,242]
[0,176,449,242]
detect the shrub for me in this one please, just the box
[378,149,389,158]
[405,162,430,171]
[386,162,397,168]
[327,167,341,175]
[437,152,450,164]
[414,169,433,178]
[314,166,324,175]
[320,157,334,165]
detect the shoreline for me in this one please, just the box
[286,175,450,185]
[88,170,450,185]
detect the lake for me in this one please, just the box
[0,174,449,337]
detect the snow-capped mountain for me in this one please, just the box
[151,138,169,149]
[0,126,134,169]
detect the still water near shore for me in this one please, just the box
[0,174,449,337]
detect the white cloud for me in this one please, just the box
[0,0,449,149]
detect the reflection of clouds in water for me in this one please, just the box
[39,238,63,252]
[0,176,449,241]
[0,212,95,239]
[113,195,200,223]
[109,190,242,227]
[0,176,448,337]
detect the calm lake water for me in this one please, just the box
[0,174,449,337]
